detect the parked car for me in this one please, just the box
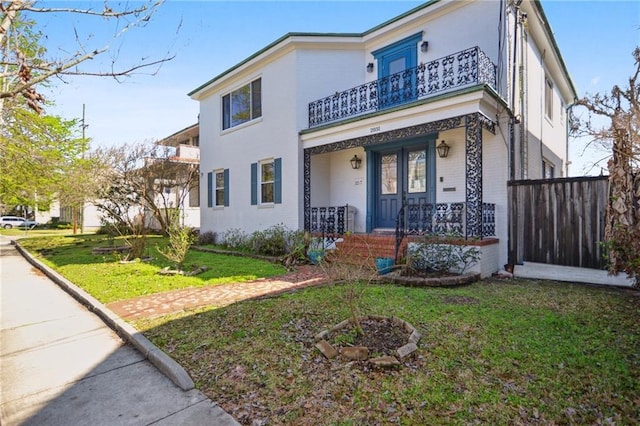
[0,216,26,228]
[19,219,39,229]
[0,216,38,229]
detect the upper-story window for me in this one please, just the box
[542,158,555,179]
[544,76,553,120]
[222,78,262,130]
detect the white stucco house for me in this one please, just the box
[189,0,576,275]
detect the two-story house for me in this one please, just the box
[189,0,576,275]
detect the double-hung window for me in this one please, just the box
[251,158,281,205]
[207,169,229,207]
[222,78,262,130]
[260,161,274,203]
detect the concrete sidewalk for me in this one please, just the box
[0,237,238,426]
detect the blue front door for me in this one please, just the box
[373,32,421,109]
[374,139,436,229]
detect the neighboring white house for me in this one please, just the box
[149,123,201,229]
[189,0,576,273]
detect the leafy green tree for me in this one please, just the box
[0,107,86,212]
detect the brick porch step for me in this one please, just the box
[328,233,408,265]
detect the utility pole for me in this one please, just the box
[72,104,88,234]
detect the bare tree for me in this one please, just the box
[96,141,199,236]
[572,47,640,281]
[0,0,173,117]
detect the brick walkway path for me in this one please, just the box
[106,265,328,320]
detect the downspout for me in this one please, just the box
[519,11,528,179]
[509,1,521,181]
[565,104,572,176]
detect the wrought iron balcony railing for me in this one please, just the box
[308,46,497,128]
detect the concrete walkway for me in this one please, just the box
[0,237,238,426]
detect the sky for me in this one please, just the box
[35,0,640,176]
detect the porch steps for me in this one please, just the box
[329,233,408,265]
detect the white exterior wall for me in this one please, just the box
[295,49,366,130]
[434,128,467,204]
[200,50,301,235]
[310,148,367,233]
[524,34,567,177]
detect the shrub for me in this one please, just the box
[158,213,196,270]
[197,231,217,245]
[221,228,250,251]
[250,224,291,256]
[408,235,480,275]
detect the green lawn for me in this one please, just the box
[16,234,640,424]
[134,280,640,425]
[18,234,287,303]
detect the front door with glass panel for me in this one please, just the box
[375,142,435,229]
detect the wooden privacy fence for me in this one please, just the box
[508,176,609,269]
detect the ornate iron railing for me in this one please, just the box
[394,199,496,262]
[309,205,348,234]
[308,46,497,128]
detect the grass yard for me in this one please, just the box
[18,234,286,303]
[134,279,640,425]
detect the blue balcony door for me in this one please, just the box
[373,32,421,109]
[374,139,436,229]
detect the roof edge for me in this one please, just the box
[532,0,578,101]
[188,1,443,98]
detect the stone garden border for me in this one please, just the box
[381,270,480,287]
[314,315,421,368]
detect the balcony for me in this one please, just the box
[308,46,497,128]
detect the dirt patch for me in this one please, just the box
[328,317,410,356]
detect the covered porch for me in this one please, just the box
[303,112,497,241]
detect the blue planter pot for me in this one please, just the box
[308,250,324,265]
[375,257,394,275]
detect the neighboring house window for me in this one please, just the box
[542,159,555,179]
[222,78,262,130]
[189,176,200,207]
[545,76,553,120]
[251,158,281,205]
[207,169,229,207]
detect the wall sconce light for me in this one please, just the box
[350,154,362,169]
[436,140,450,158]
[366,62,374,73]
[420,41,429,53]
